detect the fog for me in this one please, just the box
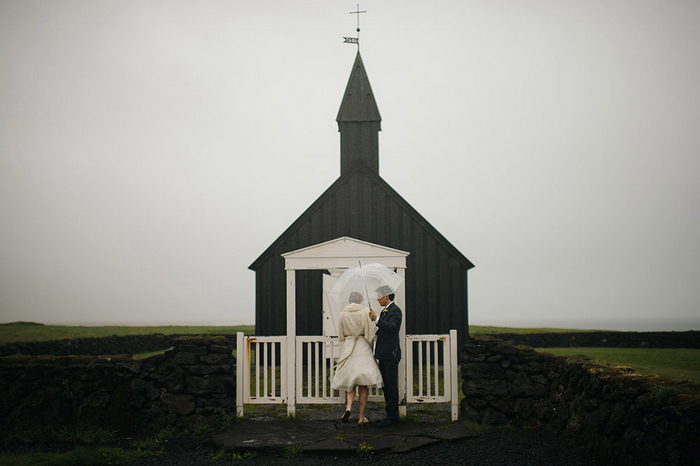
[1,0,699,331]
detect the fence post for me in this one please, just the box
[397,268,407,419]
[286,269,296,418]
[236,332,245,417]
[405,335,413,405]
[450,329,458,421]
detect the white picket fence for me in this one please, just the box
[406,332,458,407]
[235,335,287,414]
[295,336,342,403]
[236,329,459,421]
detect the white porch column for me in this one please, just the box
[397,268,407,418]
[236,332,245,417]
[286,269,296,418]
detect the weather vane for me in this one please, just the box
[343,4,366,50]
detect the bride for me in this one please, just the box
[331,291,383,425]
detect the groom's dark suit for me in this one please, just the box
[374,301,402,424]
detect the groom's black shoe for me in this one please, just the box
[376,417,398,427]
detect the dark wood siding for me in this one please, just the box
[251,162,473,349]
[295,270,323,336]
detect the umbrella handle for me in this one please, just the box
[358,261,375,313]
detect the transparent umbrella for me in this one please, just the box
[327,263,404,319]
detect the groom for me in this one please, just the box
[369,285,402,427]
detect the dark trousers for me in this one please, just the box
[378,359,399,420]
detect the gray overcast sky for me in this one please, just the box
[1,0,699,331]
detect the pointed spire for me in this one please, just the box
[337,52,381,124]
[337,52,381,176]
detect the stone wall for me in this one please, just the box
[493,330,700,348]
[461,335,700,466]
[0,336,236,435]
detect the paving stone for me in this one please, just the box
[345,434,406,452]
[377,421,445,436]
[213,404,471,455]
[214,420,336,450]
[428,424,479,440]
[392,435,440,452]
[306,437,355,452]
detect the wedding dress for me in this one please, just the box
[331,303,383,391]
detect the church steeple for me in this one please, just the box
[337,52,381,176]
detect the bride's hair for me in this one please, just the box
[348,291,363,304]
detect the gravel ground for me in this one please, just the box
[133,427,599,466]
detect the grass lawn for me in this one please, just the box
[0,322,255,344]
[470,325,605,334]
[537,347,700,383]
[1,322,603,345]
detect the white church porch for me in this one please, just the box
[237,236,459,421]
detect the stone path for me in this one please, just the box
[213,403,478,455]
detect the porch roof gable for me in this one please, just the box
[282,236,408,271]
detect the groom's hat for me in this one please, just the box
[375,285,393,297]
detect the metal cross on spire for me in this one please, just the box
[343,4,366,51]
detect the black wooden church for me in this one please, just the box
[249,52,475,348]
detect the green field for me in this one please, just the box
[537,347,700,384]
[470,325,604,335]
[0,322,254,344]
[0,322,590,345]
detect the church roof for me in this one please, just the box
[336,52,381,126]
[249,50,473,273]
[248,160,474,271]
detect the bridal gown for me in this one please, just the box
[331,303,384,391]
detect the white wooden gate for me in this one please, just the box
[295,336,343,403]
[237,330,459,421]
[406,329,459,420]
[236,334,287,417]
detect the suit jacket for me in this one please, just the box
[374,302,402,361]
